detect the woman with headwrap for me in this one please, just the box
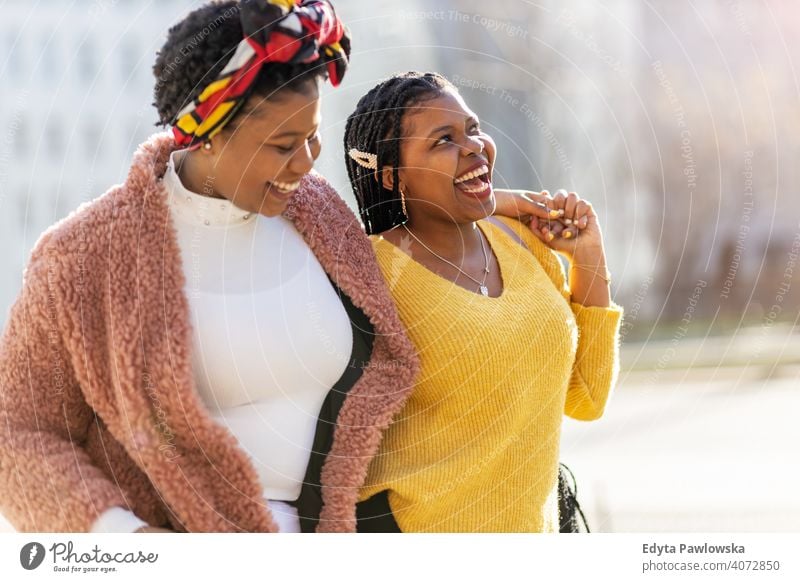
[0,0,418,533]
[0,0,556,533]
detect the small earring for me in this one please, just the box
[203,141,212,151]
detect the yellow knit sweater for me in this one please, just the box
[358,216,623,532]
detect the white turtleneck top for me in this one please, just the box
[91,150,353,533]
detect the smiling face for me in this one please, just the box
[198,80,323,217]
[387,87,497,225]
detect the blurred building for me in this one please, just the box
[2,0,799,336]
[0,0,196,320]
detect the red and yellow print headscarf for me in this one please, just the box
[172,0,350,148]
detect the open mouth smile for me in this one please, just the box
[453,163,492,197]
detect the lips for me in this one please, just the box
[270,179,301,193]
[266,178,302,199]
[453,161,492,198]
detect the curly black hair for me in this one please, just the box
[152,0,329,130]
[343,71,455,235]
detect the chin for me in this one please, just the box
[269,194,299,216]
[260,204,286,217]
[469,193,496,221]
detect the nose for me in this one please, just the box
[461,133,485,156]
[288,140,315,175]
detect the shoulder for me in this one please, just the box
[486,215,570,295]
[288,170,350,222]
[298,169,339,198]
[21,133,172,287]
[27,186,120,266]
[487,216,558,263]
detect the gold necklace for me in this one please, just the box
[402,223,491,296]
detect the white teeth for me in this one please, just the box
[454,164,489,184]
[272,179,301,192]
[459,183,489,193]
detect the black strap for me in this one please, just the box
[355,490,402,532]
[486,216,529,251]
[290,277,404,532]
[558,463,590,533]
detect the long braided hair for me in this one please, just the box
[343,71,454,235]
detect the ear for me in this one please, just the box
[380,166,395,191]
[379,166,406,193]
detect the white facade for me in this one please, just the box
[0,0,199,321]
[0,0,444,328]
[3,0,797,327]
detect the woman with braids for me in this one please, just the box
[0,0,416,534]
[344,72,624,532]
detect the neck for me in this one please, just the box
[175,149,226,199]
[404,214,483,261]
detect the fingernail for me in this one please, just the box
[547,232,555,241]
[563,218,572,224]
[558,209,565,215]
[563,230,572,239]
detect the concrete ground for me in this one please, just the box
[561,356,800,532]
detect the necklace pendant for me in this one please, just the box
[479,285,489,296]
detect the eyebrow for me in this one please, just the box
[263,127,319,142]
[266,130,304,140]
[425,116,479,138]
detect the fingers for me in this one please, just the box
[492,189,562,221]
[541,219,565,242]
[574,200,591,229]
[551,189,576,221]
[564,192,579,222]
[536,189,592,242]
[560,224,579,239]
[551,222,579,240]
[552,190,567,218]
[517,190,563,220]
[551,189,593,231]
[527,217,548,243]
[529,189,595,245]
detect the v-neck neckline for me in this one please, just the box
[377,220,508,300]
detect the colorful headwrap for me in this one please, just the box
[172,0,350,148]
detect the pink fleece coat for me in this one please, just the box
[0,133,419,533]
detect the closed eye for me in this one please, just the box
[434,134,453,147]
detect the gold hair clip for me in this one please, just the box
[348,148,378,170]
